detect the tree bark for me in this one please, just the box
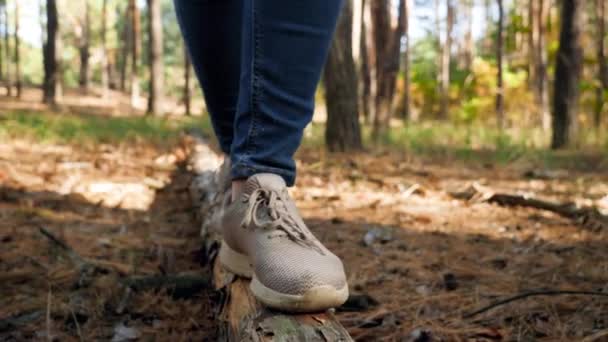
[496,0,505,128]
[551,0,584,149]
[462,0,474,72]
[3,1,10,96]
[14,0,21,98]
[0,1,4,83]
[119,3,132,93]
[129,0,140,108]
[43,0,59,106]
[78,0,90,92]
[535,0,550,133]
[324,0,363,152]
[595,0,607,129]
[439,0,455,120]
[400,0,411,120]
[101,0,109,98]
[360,0,372,124]
[370,0,403,141]
[184,48,192,116]
[146,0,164,116]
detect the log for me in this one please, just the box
[187,136,353,342]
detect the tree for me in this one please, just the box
[369,0,405,140]
[78,0,91,92]
[184,48,192,116]
[531,0,550,132]
[323,0,362,152]
[119,3,132,92]
[595,0,607,128]
[461,0,474,71]
[14,0,20,98]
[3,0,10,96]
[0,0,4,82]
[129,0,140,107]
[43,0,59,105]
[551,0,584,149]
[496,0,505,128]
[439,0,455,119]
[100,0,109,98]
[146,0,164,115]
[399,0,411,120]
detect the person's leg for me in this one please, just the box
[231,0,344,186]
[217,0,348,312]
[173,0,242,155]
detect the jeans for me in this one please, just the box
[174,0,343,186]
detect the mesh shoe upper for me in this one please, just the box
[221,173,347,296]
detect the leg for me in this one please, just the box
[231,0,344,186]
[174,0,242,154]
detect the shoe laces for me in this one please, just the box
[241,188,324,254]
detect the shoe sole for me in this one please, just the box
[220,240,349,312]
[250,277,349,313]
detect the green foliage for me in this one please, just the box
[0,110,211,145]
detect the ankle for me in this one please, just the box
[231,179,246,201]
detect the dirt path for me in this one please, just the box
[1,134,607,341]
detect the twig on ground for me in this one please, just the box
[38,226,101,287]
[463,290,608,319]
[38,227,88,269]
[70,308,83,342]
[581,329,608,342]
[46,288,53,342]
[450,183,608,231]
[0,311,44,332]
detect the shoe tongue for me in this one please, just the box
[245,173,286,194]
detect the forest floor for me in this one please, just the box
[1,93,608,341]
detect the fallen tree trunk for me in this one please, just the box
[187,135,353,341]
[450,182,608,232]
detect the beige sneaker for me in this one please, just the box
[218,173,349,312]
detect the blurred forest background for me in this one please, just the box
[2,1,608,340]
[0,0,605,154]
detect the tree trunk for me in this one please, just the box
[439,0,454,120]
[370,0,402,141]
[146,0,164,115]
[0,2,4,83]
[119,3,131,93]
[101,0,109,98]
[4,2,10,96]
[484,0,493,54]
[14,0,21,98]
[129,0,140,107]
[184,48,192,116]
[400,0,411,120]
[595,0,607,129]
[551,0,584,149]
[324,0,363,152]
[78,0,90,92]
[527,0,536,87]
[496,0,505,128]
[462,0,474,72]
[360,0,371,124]
[43,0,59,106]
[536,0,550,133]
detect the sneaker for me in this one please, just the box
[218,173,349,312]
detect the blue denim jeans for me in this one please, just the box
[174,0,343,186]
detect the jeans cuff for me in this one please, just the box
[231,161,295,186]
